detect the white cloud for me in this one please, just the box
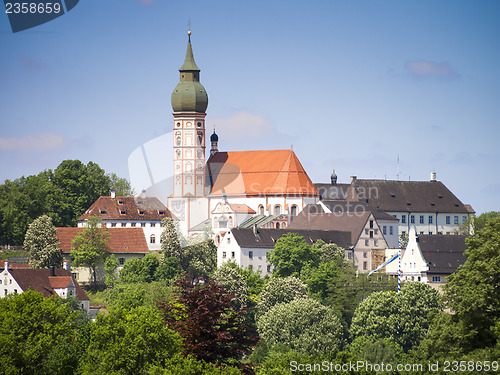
[0,133,67,151]
[404,60,459,80]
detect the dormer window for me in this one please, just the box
[118,200,124,205]
[158,211,165,215]
[120,210,126,215]
[99,210,107,214]
[138,210,145,215]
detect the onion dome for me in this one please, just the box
[210,130,219,142]
[171,31,208,113]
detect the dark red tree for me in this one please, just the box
[159,275,258,367]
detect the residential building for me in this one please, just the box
[218,228,352,277]
[401,228,467,290]
[57,227,149,284]
[77,193,169,251]
[0,261,90,310]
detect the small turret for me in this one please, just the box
[330,168,337,186]
[210,130,218,156]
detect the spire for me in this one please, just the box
[180,30,200,72]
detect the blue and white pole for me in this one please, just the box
[398,235,402,293]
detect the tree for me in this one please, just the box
[267,233,320,277]
[182,240,217,279]
[104,254,119,287]
[154,256,182,282]
[80,307,182,374]
[0,291,80,375]
[24,215,63,269]
[71,215,110,287]
[159,275,258,367]
[160,217,182,258]
[456,211,500,235]
[257,298,344,356]
[120,254,160,283]
[214,263,249,309]
[256,276,308,318]
[443,216,500,351]
[108,172,135,196]
[350,282,442,352]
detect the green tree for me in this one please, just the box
[120,253,160,283]
[160,217,182,258]
[108,172,135,196]
[257,298,344,356]
[267,233,320,277]
[80,307,182,374]
[154,256,182,281]
[256,276,308,318]
[104,254,119,287]
[456,211,500,235]
[350,282,442,352]
[0,291,80,375]
[443,215,500,351]
[214,262,249,309]
[182,240,217,279]
[24,215,63,269]
[71,215,110,287]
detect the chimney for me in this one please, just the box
[49,265,55,276]
[4,260,9,272]
[253,224,258,235]
[430,171,437,182]
[141,189,146,199]
[350,176,357,184]
[63,260,69,271]
[111,189,116,199]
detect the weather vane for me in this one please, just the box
[187,19,192,40]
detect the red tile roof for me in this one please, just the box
[229,203,256,214]
[78,196,170,221]
[207,150,319,197]
[8,268,88,301]
[57,227,149,254]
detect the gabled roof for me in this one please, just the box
[318,201,399,222]
[229,228,352,249]
[8,268,88,301]
[57,228,149,254]
[229,204,257,214]
[288,209,372,245]
[418,234,467,274]
[78,196,170,222]
[206,150,319,197]
[0,260,30,269]
[315,183,350,200]
[348,179,473,213]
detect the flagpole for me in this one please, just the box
[398,234,401,293]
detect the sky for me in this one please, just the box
[1,0,499,214]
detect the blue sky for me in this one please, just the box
[1,0,499,214]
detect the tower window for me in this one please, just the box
[258,205,264,216]
[291,205,298,219]
[176,136,181,146]
[197,122,202,127]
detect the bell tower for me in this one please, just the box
[168,30,209,233]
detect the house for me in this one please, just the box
[0,261,90,310]
[77,193,170,251]
[401,228,467,290]
[217,228,352,277]
[288,206,389,272]
[57,227,149,284]
[316,172,474,237]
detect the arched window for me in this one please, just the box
[213,217,218,229]
[228,216,233,228]
[291,205,298,219]
[176,150,181,159]
[274,205,281,216]
[150,234,156,244]
[275,222,280,229]
[258,205,264,216]
[176,136,181,146]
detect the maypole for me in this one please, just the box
[398,234,402,293]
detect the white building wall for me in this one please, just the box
[401,228,429,283]
[390,212,470,236]
[0,268,23,297]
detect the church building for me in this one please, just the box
[167,31,320,238]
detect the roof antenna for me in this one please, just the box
[291,144,293,150]
[396,154,401,181]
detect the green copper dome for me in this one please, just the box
[171,35,208,113]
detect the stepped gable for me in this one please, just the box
[206,149,319,197]
[418,234,467,274]
[78,196,170,221]
[57,227,148,254]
